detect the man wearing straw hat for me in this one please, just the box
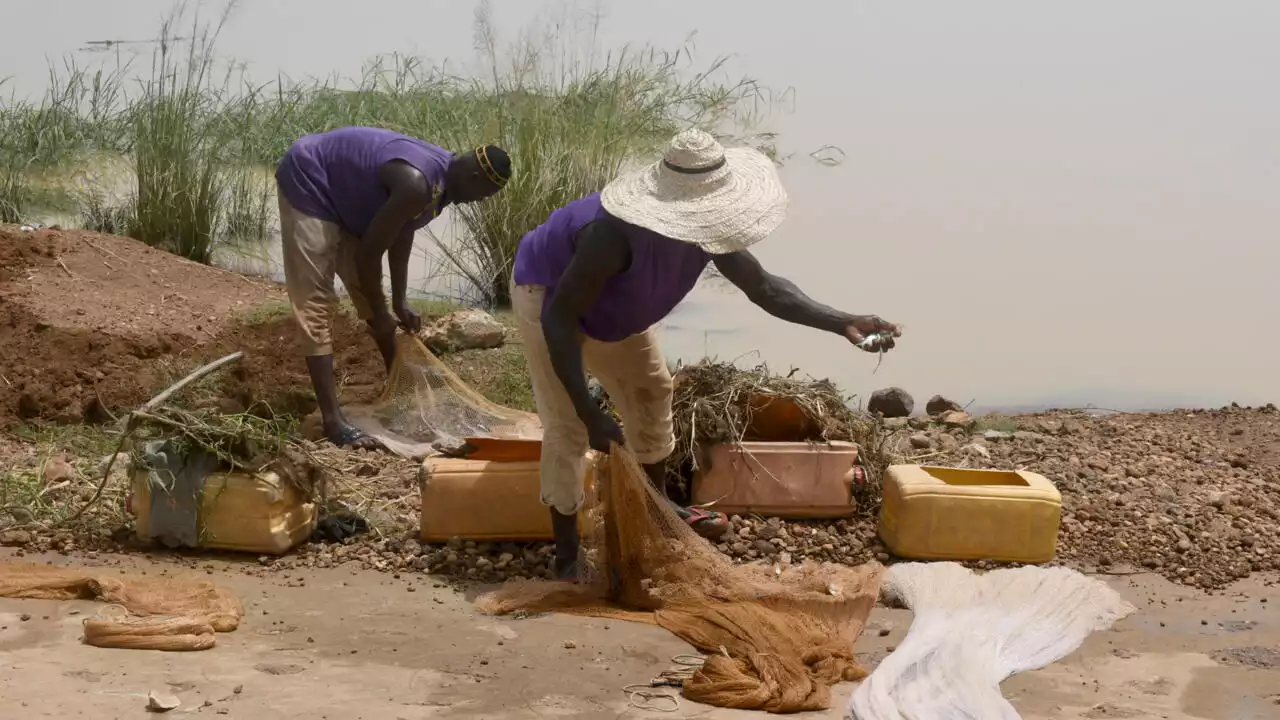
[275,127,512,449]
[511,128,901,581]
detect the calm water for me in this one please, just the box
[7,0,1279,410]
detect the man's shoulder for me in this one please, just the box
[380,136,451,182]
[575,219,632,271]
[580,216,629,244]
[383,133,448,156]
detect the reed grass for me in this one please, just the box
[129,6,239,263]
[0,152,27,224]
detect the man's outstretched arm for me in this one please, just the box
[712,250,899,345]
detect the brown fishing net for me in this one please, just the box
[0,561,242,651]
[346,333,542,459]
[477,445,883,713]
[83,610,219,651]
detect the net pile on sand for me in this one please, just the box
[0,561,243,651]
[347,333,541,459]
[477,446,883,713]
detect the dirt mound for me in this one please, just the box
[0,224,285,423]
[0,226,280,339]
[201,315,388,420]
[0,224,456,427]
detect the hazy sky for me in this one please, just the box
[4,1,1279,410]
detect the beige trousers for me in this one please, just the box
[511,283,676,515]
[278,188,374,356]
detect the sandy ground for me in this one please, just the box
[1,550,1277,719]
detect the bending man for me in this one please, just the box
[275,126,511,448]
[511,129,900,581]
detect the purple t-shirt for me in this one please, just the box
[275,126,452,237]
[513,193,711,342]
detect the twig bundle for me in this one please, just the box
[128,406,325,500]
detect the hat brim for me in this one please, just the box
[599,147,788,255]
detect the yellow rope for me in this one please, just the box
[475,146,509,187]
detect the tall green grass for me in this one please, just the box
[424,4,774,305]
[0,65,130,166]
[129,6,240,263]
[0,60,132,221]
[0,1,781,305]
[0,150,28,224]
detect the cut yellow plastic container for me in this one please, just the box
[131,470,318,555]
[692,441,861,519]
[878,465,1062,563]
[419,458,593,542]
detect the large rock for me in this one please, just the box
[868,387,914,418]
[925,395,964,416]
[421,309,506,354]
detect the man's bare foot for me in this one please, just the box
[325,422,383,451]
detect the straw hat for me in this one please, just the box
[600,128,788,255]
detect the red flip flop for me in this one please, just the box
[681,506,730,539]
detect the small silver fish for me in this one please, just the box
[858,331,896,373]
[857,332,894,352]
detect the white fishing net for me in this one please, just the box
[346,333,541,459]
[846,562,1136,719]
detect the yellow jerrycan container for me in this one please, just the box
[419,457,594,542]
[878,464,1062,564]
[131,469,317,555]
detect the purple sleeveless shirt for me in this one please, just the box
[513,193,711,342]
[275,126,452,237]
